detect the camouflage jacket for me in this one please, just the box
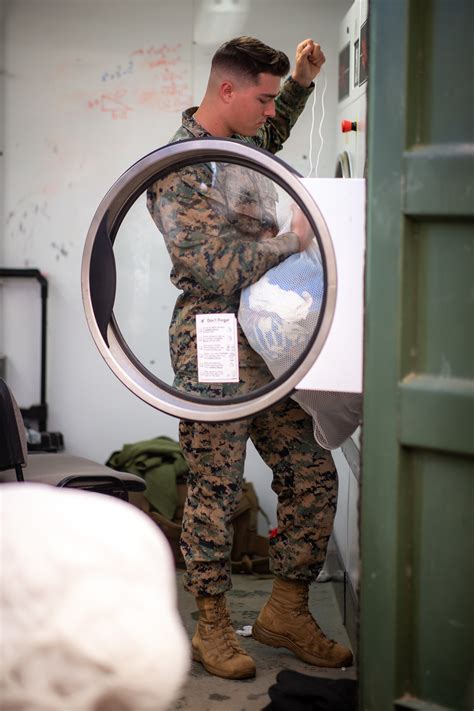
[147,76,314,374]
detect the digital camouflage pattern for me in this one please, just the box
[147,160,298,373]
[147,75,338,595]
[179,394,338,596]
[147,76,311,375]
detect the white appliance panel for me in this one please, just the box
[296,178,365,393]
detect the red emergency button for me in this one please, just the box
[341,120,357,132]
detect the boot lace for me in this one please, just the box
[291,587,337,648]
[203,598,248,659]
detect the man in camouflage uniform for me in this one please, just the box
[147,36,352,679]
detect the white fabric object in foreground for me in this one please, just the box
[239,239,361,450]
[0,483,189,711]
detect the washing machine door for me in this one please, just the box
[335,150,353,178]
[81,138,337,422]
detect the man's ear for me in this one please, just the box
[220,80,235,104]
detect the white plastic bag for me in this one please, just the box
[239,240,361,450]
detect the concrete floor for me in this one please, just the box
[171,571,357,711]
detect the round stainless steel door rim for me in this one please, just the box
[81,138,337,421]
[335,150,353,178]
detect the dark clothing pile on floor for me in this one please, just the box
[263,670,357,711]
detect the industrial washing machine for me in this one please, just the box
[81,139,364,419]
[335,0,368,180]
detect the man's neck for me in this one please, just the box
[193,103,232,138]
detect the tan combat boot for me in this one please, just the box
[252,577,353,668]
[192,593,256,679]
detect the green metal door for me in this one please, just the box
[360,1,473,710]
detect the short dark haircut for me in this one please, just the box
[211,36,290,82]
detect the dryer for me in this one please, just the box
[335,0,368,179]
[81,139,365,424]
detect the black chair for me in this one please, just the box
[0,378,145,500]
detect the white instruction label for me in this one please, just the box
[196,313,239,383]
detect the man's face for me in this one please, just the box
[229,73,281,136]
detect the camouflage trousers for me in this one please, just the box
[176,371,338,597]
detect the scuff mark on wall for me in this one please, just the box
[50,242,69,260]
[6,197,52,255]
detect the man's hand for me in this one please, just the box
[292,39,326,88]
[290,203,314,251]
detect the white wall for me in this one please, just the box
[2,0,351,530]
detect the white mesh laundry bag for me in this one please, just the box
[239,239,361,450]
